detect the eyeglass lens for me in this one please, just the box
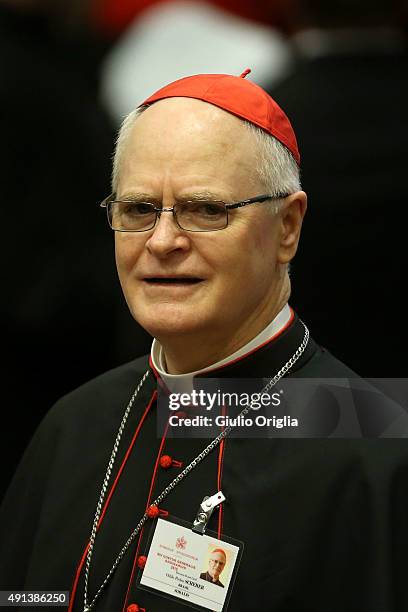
[109,201,228,232]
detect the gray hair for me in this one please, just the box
[111,106,301,201]
[112,107,143,194]
[244,122,301,197]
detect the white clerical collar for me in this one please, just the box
[150,303,292,390]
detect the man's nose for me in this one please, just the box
[145,209,190,258]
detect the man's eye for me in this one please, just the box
[187,202,225,217]
[123,202,154,216]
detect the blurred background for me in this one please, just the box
[1,0,407,497]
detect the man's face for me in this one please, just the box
[208,551,226,581]
[115,98,299,351]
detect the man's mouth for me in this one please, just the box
[143,277,203,284]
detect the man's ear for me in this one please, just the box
[277,191,307,264]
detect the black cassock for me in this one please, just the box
[1,314,408,612]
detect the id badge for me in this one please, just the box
[136,495,243,611]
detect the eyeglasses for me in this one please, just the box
[100,192,290,232]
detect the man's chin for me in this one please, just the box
[131,309,209,339]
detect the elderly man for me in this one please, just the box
[200,549,226,587]
[1,71,408,612]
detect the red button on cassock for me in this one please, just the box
[159,455,173,469]
[126,605,139,612]
[159,454,183,469]
[147,505,159,519]
[137,555,147,569]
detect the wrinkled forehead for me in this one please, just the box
[119,97,260,195]
[132,97,253,148]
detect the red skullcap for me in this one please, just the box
[141,69,300,165]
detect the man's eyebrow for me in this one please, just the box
[117,192,157,202]
[117,191,228,203]
[178,191,227,202]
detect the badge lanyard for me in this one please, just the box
[83,323,310,611]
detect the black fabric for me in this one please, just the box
[1,315,408,612]
[267,50,408,377]
[199,572,224,588]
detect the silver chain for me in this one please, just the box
[83,323,309,611]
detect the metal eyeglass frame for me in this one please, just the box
[100,192,290,232]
